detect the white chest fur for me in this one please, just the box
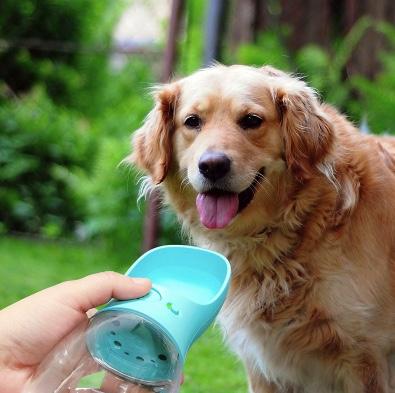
[217,308,346,393]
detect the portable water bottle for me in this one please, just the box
[24,245,231,393]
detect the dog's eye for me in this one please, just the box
[184,114,202,130]
[239,114,263,130]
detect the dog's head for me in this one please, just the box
[129,65,334,231]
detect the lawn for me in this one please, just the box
[0,236,247,393]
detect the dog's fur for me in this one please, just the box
[129,64,395,393]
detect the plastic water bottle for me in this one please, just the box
[23,246,231,393]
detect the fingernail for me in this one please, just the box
[130,277,151,286]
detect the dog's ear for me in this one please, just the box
[129,84,179,184]
[276,87,334,181]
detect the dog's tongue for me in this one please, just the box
[196,192,239,229]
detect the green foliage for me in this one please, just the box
[296,17,372,108]
[73,136,143,248]
[295,45,330,91]
[236,31,291,70]
[236,18,372,110]
[0,87,94,236]
[0,1,162,243]
[350,58,395,133]
[179,0,207,74]
[0,59,157,241]
[0,0,121,105]
[73,134,183,250]
[68,55,185,247]
[348,22,395,133]
[80,59,153,125]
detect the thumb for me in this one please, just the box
[51,272,152,312]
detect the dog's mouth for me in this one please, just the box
[195,168,265,229]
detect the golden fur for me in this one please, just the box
[129,64,395,393]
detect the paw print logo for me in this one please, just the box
[166,302,179,316]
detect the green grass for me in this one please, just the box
[0,236,134,307]
[0,236,247,393]
[183,326,247,393]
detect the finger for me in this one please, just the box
[86,308,97,318]
[53,272,151,312]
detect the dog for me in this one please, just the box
[128,64,395,393]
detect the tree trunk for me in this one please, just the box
[142,0,184,252]
[280,0,332,51]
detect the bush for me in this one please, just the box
[81,59,154,129]
[73,134,182,252]
[0,0,120,105]
[0,87,94,236]
[0,0,185,253]
[350,54,395,134]
[73,136,143,247]
[0,0,159,244]
[348,22,395,134]
[235,31,291,71]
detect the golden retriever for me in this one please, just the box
[128,64,395,393]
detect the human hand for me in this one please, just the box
[0,272,151,393]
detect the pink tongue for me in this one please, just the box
[196,193,239,229]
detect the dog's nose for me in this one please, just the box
[198,151,231,182]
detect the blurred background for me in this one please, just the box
[1,1,395,391]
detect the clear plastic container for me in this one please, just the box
[24,311,183,393]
